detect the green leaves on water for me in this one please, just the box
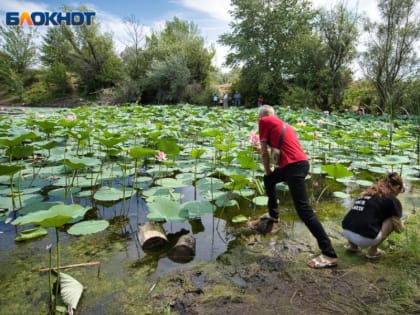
[67,220,109,235]
[321,163,353,179]
[12,203,90,227]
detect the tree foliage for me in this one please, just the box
[0,25,37,99]
[219,0,316,105]
[142,17,215,104]
[360,0,420,115]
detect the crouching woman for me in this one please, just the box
[342,172,405,259]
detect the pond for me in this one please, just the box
[0,105,418,314]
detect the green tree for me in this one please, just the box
[219,0,315,105]
[0,25,37,99]
[143,17,215,104]
[360,0,420,115]
[318,2,359,109]
[41,7,122,94]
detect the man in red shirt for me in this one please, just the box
[256,105,338,268]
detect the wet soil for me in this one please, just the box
[144,223,420,315]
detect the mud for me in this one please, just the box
[146,225,420,315]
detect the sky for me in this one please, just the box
[0,0,386,71]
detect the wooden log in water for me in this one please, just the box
[137,222,168,250]
[168,234,196,263]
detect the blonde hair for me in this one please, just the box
[362,172,404,197]
[258,105,274,118]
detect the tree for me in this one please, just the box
[360,0,420,115]
[318,2,359,109]
[142,17,214,104]
[119,15,149,102]
[37,6,123,95]
[219,0,316,105]
[0,25,37,98]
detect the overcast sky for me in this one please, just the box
[0,0,399,72]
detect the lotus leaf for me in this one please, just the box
[181,200,215,217]
[94,187,127,201]
[232,214,248,223]
[67,220,109,235]
[253,196,268,206]
[15,227,48,241]
[147,198,188,222]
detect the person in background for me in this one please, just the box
[234,91,241,106]
[257,95,264,107]
[253,105,338,268]
[212,93,219,106]
[223,93,229,109]
[342,172,405,259]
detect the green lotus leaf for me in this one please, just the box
[12,203,89,227]
[236,151,259,169]
[147,198,188,222]
[191,148,206,159]
[0,163,26,176]
[374,155,410,165]
[181,200,215,217]
[128,147,156,159]
[15,227,48,241]
[321,163,353,179]
[67,220,109,235]
[332,191,350,199]
[232,214,248,223]
[155,177,189,188]
[253,196,268,206]
[196,177,224,193]
[94,187,127,201]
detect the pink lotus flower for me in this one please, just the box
[156,151,167,161]
[249,130,260,144]
[66,114,77,121]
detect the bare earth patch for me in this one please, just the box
[147,227,420,315]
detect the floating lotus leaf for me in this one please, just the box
[181,200,215,217]
[0,194,44,211]
[147,198,188,222]
[59,272,83,312]
[48,187,82,200]
[375,155,410,165]
[253,196,268,206]
[155,177,189,188]
[94,187,127,201]
[215,193,238,208]
[196,177,224,193]
[67,220,109,235]
[15,227,48,241]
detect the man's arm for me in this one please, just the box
[260,141,272,175]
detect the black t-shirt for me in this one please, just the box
[342,194,402,239]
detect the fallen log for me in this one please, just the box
[137,222,168,250]
[168,234,196,263]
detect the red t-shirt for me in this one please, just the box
[258,115,308,168]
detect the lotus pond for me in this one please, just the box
[0,104,419,314]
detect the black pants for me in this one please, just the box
[263,161,337,258]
